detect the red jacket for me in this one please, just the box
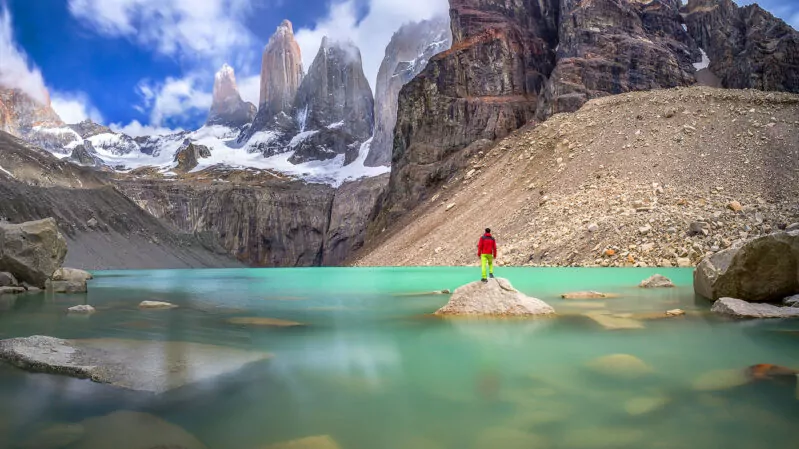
[477,233,497,257]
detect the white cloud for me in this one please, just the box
[51,91,104,124]
[294,0,450,88]
[110,119,182,137]
[68,0,255,66]
[237,74,260,107]
[137,75,213,126]
[0,6,48,104]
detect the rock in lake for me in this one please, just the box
[67,305,96,314]
[52,267,93,282]
[261,435,342,449]
[710,297,799,319]
[47,280,88,293]
[695,231,799,302]
[586,354,654,379]
[0,286,25,295]
[692,368,750,391]
[139,300,177,309]
[16,423,85,449]
[784,295,799,307]
[561,291,614,299]
[0,218,68,288]
[665,309,686,317]
[227,317,304,327]
[0,271,18,287]
[0,336,271,393]
[639,274,675,288]
[624,395,670,416]
[435,278,555,317]
[584,311,645,330]
[73,411,207,449]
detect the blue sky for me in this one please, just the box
[1,0,797,136]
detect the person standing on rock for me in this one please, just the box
[478,228,498,283]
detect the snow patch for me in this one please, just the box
[327,121,345,130]
[681,24,688,32]
[289,130,318,147]
[693,48,711,71]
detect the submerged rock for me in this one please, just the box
[67,305,95,314]
[710,297,799,319]
[138,300,177,309]
[695,231,799,302]
[16,423,85,449]
[584,311,645,330]
[0,336,271,393]
[47,280,87,294]
[261,435,342,449]
[73,411,207,449]
[586,354,654,379]
[692,368,750,391]
[639,274,675,288]
[435,278,555,317]
[624,395,670,416]
[0,218,68,288]
[561,291,615,299]
[474,427,544,449]
[226,317,304,327]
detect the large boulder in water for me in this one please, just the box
[0,218,67,288]
[435,278,555,317]
[710,297,799,319]
[695,231,799,302]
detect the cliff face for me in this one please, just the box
[206,64,257,128]
[0,88,79,154]
[290,39,375,164]
[682,0,799,93]
[365,17,452,167]
[117,172,388,267]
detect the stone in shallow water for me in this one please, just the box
[435,278,555,316]
[561,427,644,449]
[261,435,342,449]
[584,311,645,330]
[0,336,271,393]
[624,395,670,415]
[561,291,615,299]
[16,423,85,449]
[586,354,654,379]
[67,305,95,314]
[227,317,304,327]
[639,274,675,288]
[692,368,750,391]
[711,297,799,319]
[474,427,547,449]
[73,411,207,449]
[138,300,177,309]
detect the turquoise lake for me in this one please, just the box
[1,267,799,449]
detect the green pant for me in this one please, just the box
[481,254,494,279]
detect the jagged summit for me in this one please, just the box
[206,64,256,129]
[258,20,304,116]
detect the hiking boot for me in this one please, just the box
[489,274,495,279]
[481,278,488,283]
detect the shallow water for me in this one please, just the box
[1,267,798,449]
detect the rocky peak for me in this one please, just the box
[682,0,799,93]
[173,139,211,173]
[0,87,64,135]
[364,17,452,167]
[69,119,112,139]
[258,20,304,119]
[289,38,374,165]
[206,64,256,129]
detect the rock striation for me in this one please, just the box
[695,231,799,303]
[0,218,67,288]
[435,277,555,316]
[365,17,452,167]
[253,20,304,130]
[206,64,257,129]
[682,0,799,93]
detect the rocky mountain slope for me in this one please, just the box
[372,0,798,236]
[0,132,239,269]
[355,87,799,268]
[206,64,257,129]
[365,17,452,167]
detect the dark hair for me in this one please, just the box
[485,228,491,234]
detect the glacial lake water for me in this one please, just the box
[1,267,799,449]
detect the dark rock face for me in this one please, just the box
[291,38,375,164]
[539,0,698,116]
[206,64,257,129]
[682,0,799,93]
[173,140,212,173]
[365,17,452,167]
[69,140,104,167]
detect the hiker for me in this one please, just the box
[477,228,497,282]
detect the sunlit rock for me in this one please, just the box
[435,278,555,316]
[639,274,675,288]
[138,300,177,309]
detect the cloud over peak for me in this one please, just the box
[0,6,49,104]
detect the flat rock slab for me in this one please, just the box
[584,311,645,330]
[435,278,555,317]
[227,317,304,327]
[711,297,799,319]
[0,336,270,393]
[561,291,616,299]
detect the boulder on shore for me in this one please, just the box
[435,278,555,316]
[639,274,675,288]
[695,231,799,302]
[0,218,68,288]
[710,297,799,319]
[0,336,271,393]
